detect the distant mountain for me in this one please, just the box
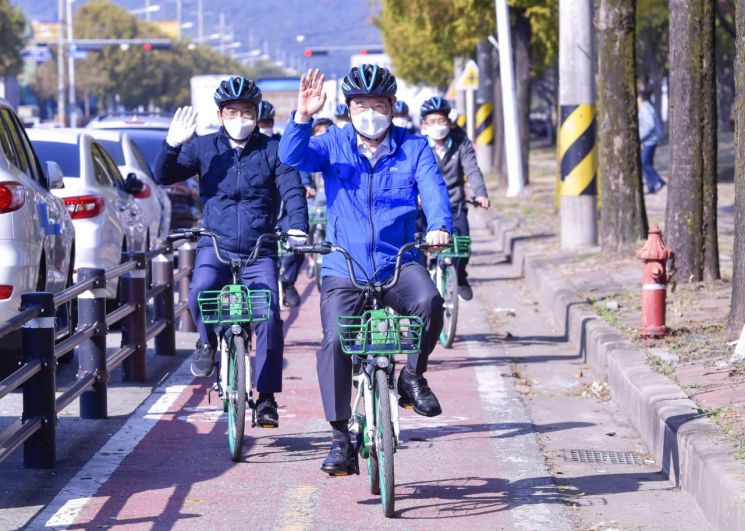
[12,0,383,79]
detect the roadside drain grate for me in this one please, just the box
[566,449,645,466]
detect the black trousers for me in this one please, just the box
[316,263,444,421]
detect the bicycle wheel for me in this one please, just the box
[375,369,395,518]
[227,335,247,462]
[440,264,459,348]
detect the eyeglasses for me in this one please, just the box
[222,108,256,119]
[350,101,391,114]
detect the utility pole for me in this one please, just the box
[558,0,598,248]
[475,40,495,174]
[66,0,78,128]
[176,0,182,37]
[56,0,66,125]
[495,0,524,197]
[197,0,204,44]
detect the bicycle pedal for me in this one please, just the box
[258,422,278,429]
[398,397,414,409]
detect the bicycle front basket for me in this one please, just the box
[436,235,472,258]
[197,285,272,324]
[338,310,423,356]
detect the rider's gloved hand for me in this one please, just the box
[425,229,450,252]
[166,106,198,148]
[286,229,308,248]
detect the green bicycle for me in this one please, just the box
[428,234,472,348]
[294,237,430,518]
[168,227,279,461]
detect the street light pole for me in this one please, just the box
[197,0,204,43]
[56,0,66,125]
[66,0,78,127]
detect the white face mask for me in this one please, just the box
[392,117,409,128]
[351,109,391,139]
[259,127,274,137]
[223,117,255,141]
[426,123,450,141]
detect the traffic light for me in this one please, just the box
[143,42,153,52]
[358,48,384,55]
[303,49,329,57]
[142,42,171,52]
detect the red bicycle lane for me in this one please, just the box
[42,252,558,529]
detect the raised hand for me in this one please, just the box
[166,106,198,148]
[297,68,327,122]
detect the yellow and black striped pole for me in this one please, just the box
[475,102,494,147]
[558,0,597,248]
[475,40,495,173]
[558,104,596,196]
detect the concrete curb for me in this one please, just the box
[491,217,745,530]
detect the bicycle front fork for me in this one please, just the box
[215,325,253,411]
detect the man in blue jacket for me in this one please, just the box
[279,65,452,475]
[155,76,309,428]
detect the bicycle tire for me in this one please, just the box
[227,336,247,462]
[368,408,380,495]
[439,264,459,348]
[375,369,395,518]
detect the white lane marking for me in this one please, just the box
[27,356,196,530]
[462,306,572,530]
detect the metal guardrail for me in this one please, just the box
[0,240,197,468]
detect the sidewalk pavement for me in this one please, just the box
[487,148,744,530]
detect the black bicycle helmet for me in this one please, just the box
[214,76,262,108]
[393,101,409,115]
[341,64,397,101]
[258,101,275,121]
[334,103,349,118]
[420,96,451,118]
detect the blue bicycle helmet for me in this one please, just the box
[420,96,452,118]
[334,103,349,118]
[258,101,275,121]
[214,76,262,109]
[393,101,409,115]
[341,64,397,101]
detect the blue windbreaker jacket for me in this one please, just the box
[279,115,451,281]
[155,127,308,256]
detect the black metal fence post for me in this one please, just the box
[178,242,197,332]
[153,243,176,356]
[77,267,109,419]
[122,252,147,382]
[21,292,57,468]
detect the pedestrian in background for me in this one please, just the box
[637,90,666,194]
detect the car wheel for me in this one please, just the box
[106,239,127,322]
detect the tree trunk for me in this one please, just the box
[702,1,721,281]
[665,0,718,282]
[728,0,745,338]
[514,8,531,185]
[596,0,648,252]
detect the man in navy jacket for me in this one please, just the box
[280,65,452,475]
[156,76,308,428]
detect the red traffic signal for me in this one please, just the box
[143,42,153,52]
[359,49,368,55]
[303,49,329,57]
[303,49,312,58]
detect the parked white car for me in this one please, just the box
[0,101,75,326]
[86,129,171,244]
[28,129,148,300]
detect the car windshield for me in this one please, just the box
[31,141,80,177]
[121,129,167,171]
[98,140,125,165]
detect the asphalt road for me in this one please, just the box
[1,212,712,530]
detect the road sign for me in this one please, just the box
[456,60,479,91]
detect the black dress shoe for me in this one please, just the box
[397,370,442,417]
[321,438,359,476]
[458,281,473,301]
[283,284,301,307]
[255,395,279,428]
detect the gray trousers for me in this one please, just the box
[317,262,444,421]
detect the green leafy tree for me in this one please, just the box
[0,0,27,76]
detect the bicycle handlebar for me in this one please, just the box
[293,238,435,291]
[167,227,284,267]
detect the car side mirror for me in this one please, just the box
[45,161,64,189]
[124,172,144,194]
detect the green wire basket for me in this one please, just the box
[435,235,472,258]
[338,310,423,355]
[197,285,272,324]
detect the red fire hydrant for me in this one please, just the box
[636,224,674,337]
